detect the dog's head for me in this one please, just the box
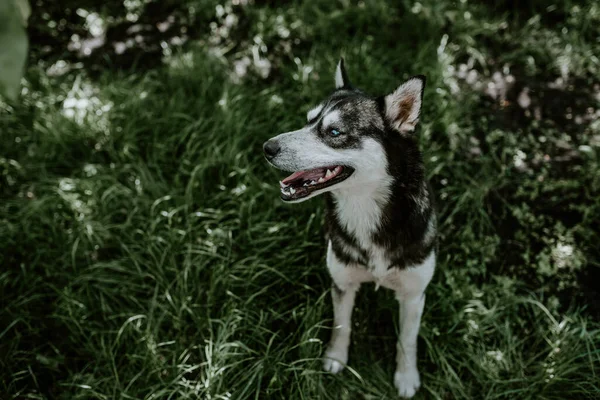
[264,59,425,203]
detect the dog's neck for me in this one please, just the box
[332,178,393,209]
[327,174,393,248]
[326,147,427,250]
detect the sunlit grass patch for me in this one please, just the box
[1,0,600,399]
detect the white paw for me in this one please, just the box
[394,369,421,398]
[323,348,347,374]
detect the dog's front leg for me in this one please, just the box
[392,252,435,398]
[323,281,359,374]
[394,291,425,398]
[323,242,365,373]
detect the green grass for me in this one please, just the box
[2,0,600,398]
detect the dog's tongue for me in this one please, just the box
[281,168,324,185]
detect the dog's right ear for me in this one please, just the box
[334,58,351,89]
[384,75,426,134]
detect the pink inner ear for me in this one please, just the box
[397,95,417,126]
[385,78,424,133]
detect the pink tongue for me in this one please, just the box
[282,168,324,184]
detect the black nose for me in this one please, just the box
[263,140,280,160]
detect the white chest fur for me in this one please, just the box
[333,185,393,282]
[334,190,382,249]
[328,183,436,293]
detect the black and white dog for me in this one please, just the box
[263,59,436,398]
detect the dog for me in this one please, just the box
[263,59,436,398]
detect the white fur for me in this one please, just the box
[322,110,341,129]
[325,166,434,399]
[330,138,394,282]
[305,99,351,129]
[268,67,431,398]
[306,104,324,121]
[324,241,369,374]
[327,245,435,296]
[395,368,421,398]
[335,60,346,89]
[332,191,384,257]
[326,242,435,399]
[267,134,390,204]
[392,251,434,398]
[327,241,374,289]
[386,250,435,296]
[385,78,423,133]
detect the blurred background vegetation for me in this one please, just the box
[1,0,599,399]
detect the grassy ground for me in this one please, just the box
[2,0,600,399]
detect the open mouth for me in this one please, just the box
[279,165,354,201]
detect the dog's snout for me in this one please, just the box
[263,140,281,160]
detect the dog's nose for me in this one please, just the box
[263,140,281,160]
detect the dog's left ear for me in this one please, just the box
[384,75,426,134]
[335,58,351,89]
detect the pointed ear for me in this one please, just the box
[334,58,351,89]
[384,75,426,134]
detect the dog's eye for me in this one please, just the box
[330,128,342,136]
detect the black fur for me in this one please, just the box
[310,91,378,150]
[373,134,436,268]
[336,58,352,89]
[325,193,370,266]
[324,93,436,270]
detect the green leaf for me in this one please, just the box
[15,0,31,27]
[0,0,29,101]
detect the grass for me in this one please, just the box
[1,0,600,398]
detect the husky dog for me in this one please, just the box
[263,59,436,398]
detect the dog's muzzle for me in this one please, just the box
[263,139,280,160]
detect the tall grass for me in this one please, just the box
[1,0,599,398]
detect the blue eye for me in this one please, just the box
[330,129,341,136]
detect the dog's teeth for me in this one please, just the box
[289,187,296,195]
[318,177,325,183]
[303,182,309,187]
[325,169,333,178]
[311,180,317,185]
[334,166,342,173]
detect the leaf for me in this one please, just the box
[15,0,31,27]
[0,0,29,101]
